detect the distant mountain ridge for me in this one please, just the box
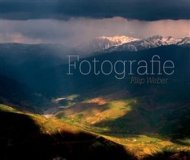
[0,35,189,55]
[100,35,190,52]
[76,35,190,54]
[93,36,139,49]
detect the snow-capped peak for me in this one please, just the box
[97,36,140,47]
[105,36,189,52]
[177,37,190,46]
[76,35,190,54]
[78,35,140,53]
[145,36,182,46]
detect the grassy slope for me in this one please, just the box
[53,91,190,159]
[0,104,135,160]
[1,101,190,160]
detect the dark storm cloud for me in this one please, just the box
[0,0,190,20]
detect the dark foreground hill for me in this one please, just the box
[1,104,190,160]
[0,104,134,160]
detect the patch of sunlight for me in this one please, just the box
[103,134,190,159]
[28,113,82,135]
[66,94,79,101]
[0,104,17,112]
[85,97,107,105]
[178,138,190,145]
[77,99,136,125]
[56,98,138,127]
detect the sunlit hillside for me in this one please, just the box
[52,90,190,159]
[0,104,136,160]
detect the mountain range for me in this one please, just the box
[88,35,190,53]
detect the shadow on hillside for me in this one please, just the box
[92,87,190,142]
[0,110,137,160]
[169,108,190,146]
[0,74,49,112]
[1,111,189,160]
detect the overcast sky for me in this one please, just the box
[0,0,189,46]
[0,0,190,20]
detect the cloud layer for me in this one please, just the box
[0,0,190,20]
[0,18,189,47]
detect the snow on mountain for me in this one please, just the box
[177,37,190,46]
[76,35,190,54]
[95,36,140,49]
[105,36,190,52]
[77,36,139,54]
